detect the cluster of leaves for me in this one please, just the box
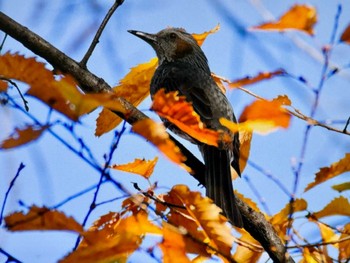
[1,3,350,263]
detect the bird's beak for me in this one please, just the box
[128,30,157,44]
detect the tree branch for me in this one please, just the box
[0,11,294,263]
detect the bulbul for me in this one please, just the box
[129,28,243,227]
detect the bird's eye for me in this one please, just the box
[169,33,177,40]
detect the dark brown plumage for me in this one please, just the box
[129,28,243,227]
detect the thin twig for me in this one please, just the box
[0,163,25,225]
[0,32,7,52]
[80,0,125,68]
[0,247,22,263]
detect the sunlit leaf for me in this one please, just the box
[192,24,220,46]
[110,157,158,179]
[159,223,191,263]
[0,125,48,149]
[0,79,8,92]
[332,182,350,192]
[5,206,83,233]
[312,196,350,219]
[63,212,161,263]
[270,199,307,240]
[122,194,150,215]
[228,70,285,88]
[305,153,350,192]
[251,4,317,35]
[339,223,350,261]
[233,229,263,263]
[313,221,339,247]
[151,89,231,147]
[132,119,190,172]
[164,185,235,260]
[220,97,291,135]
[340,24,350,44]
[238,130,252,174]
[299,247,333,263]
[95,108,120,136]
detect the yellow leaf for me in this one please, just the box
[340,24,350,44]
[339,223,350,261]
[131,119,190,172]
[5,206,83,233]
[159,223,191,263]
[332,182,350,192]
[238,130,252,174]
[305,153,350,192]
[251,4,317,35]
[110,157,158,179]
[151,89,231,147]
[228,70,285,88]
[270,199,307,240]
[165,185,235,260]
[312,196,350,219]
[220,97,291,135]
[315,221,339,247]
[0,125,48,149]
[299,247,333,263]
[192,24,220,46]
[95,108,121,136]
[63,212,161,263]
[233,229,263,263]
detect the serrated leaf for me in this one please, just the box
[5,206,83,233]
[192,24,220,46]
[312,196,350,219]
[251,4,317,35]
[111,157,158,179]
[131,119,190,172]
[305,153,350,192]
[228,70,285,88]
[0,125,48,149]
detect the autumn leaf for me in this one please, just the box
[233,229,263,263]
[332,182,350,192]
[132,119,190,172]
[164,185,235,260]
[339,223,350,261]
[313,221,339,246]
[228,70,285,88]
[122,194,150,215]
[299,247,333,263]
[0,79,8,92]
[95,58,158,136]
[238,130,252,174]
[110,157,158,179]
[192,24,220,46]
[311,196,350,219]
[159,223,191,263]
[251,4,317,35]
[220,96,291,135]
[5,206,83,233]
[340,24,350,44]
[151,89,231,147]
[63,212,161,263]
[270,199,307,240]
[305,153,350,192]
[0,125,49,149]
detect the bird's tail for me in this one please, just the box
[201,144,243,228]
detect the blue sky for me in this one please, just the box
[1,0,350,262]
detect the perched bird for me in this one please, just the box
[128,28,243,227]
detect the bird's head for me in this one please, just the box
[128,28,208,68]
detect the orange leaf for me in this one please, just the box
[238,130,252,174]
[251,4,317,35]
[312,196,350,219]
[339,223,350,261]
[305,153,350,192]
[340,24,350,44]
[0,79,8,92]
[233,229,263,263]
[95,108,120,136]
[228,70,285,88]
[110,157,158,179]
[159,223,191,263]
[192,24,220,46]
[152,89,231,147]
[132,119,190,172]
[5,206,83,233]
[220,97,291,135]
[64,212,161,263]
[0,125,48,149]
[270,199,307,240]
[165,185,235,259]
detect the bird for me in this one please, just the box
[128,27,243,227]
